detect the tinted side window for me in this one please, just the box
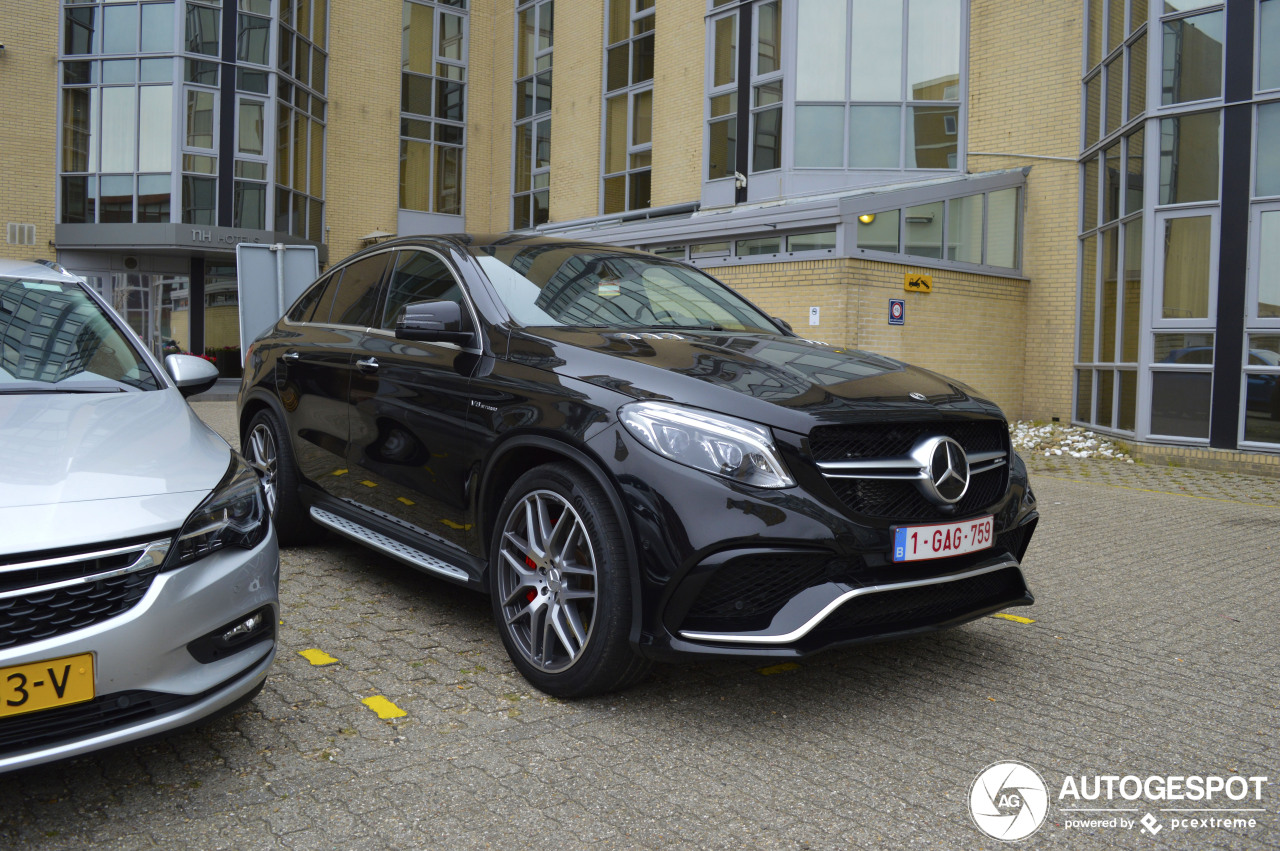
[381,249,465,329]
[286,270,339,323]
[329,254,390,327]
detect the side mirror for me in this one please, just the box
[395,300,475,346]
[165,354,220,398]
[773,316,793,333]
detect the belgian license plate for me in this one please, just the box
[892,516,994,563]
[0,653,95,719]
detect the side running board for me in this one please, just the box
[310,506,470,582]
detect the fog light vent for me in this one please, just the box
[188,606,275,663]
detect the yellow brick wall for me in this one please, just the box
[466,0,514,233]
[650,0,704,208]
[711,258,1028,415]
[0,5,58,264]
[324,0,402,261]
[549,0,605,222]
[968,0,1083,422]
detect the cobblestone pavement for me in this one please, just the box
[1,401,1276,850]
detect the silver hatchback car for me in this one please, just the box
[0,259,278,773]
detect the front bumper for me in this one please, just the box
[588,425,1036,662]
[0,530,279,774]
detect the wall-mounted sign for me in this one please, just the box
[889,298,905,326]
[809,306,820,326]
[904,273,933,293]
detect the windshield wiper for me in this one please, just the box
[634,323,727,332]
[0,383,130,395]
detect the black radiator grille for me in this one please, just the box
[827,466,1008,521]
[0,690,196,758]
[810,420,1010,521]
[0,539,168,650]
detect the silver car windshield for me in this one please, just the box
[0,276,160,393]
[473,245,778,333]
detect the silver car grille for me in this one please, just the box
[0,539,172,650]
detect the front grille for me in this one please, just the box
[0,539,170,651]
[811,566,1027,637]
[827,466,1008,521]
[809,420,1007,462]
[810,420,1010,521]
[0,689,198,757]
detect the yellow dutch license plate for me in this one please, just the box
[0,653,95,719]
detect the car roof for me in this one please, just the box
[0,258,84,285]
[349,232,653,261]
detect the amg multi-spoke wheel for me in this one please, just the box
[490,464,651,697]
[244,408,311,545]
[497,490,598,673]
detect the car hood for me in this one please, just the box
[515,328,1004,434]
[0,390,230,552]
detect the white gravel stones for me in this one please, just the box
[1010,421,1134,462]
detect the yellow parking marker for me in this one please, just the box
[331,469,348,476]
[298,648,339,666]
[360,480,378,488]
[397,497,415,506]
[440,519,472,530]
[758,662,801,675]
[363,695,406,719]
[991,613,1035,624]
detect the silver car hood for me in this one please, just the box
[0,390,230,553]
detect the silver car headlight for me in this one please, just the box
[619,401,795,489]
[168,452,270,568]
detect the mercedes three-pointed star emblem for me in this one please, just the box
[912,436,971,505]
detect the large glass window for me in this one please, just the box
[1241,333,1280,444]
[1158,111,1219,204]
[603,0,654,213]
[1256,210,1280,320]
[1261,0,1280,91]
[1160,7,1223,105]
[513,0,552,228]
[854,187,1020,269]
[1160,215,1214,320]
[795,0,960,171]
[400,0,467,217]
[1074,0,1239,438]
[1082,0,1147,151]
[277,0,330,240]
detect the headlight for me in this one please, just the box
[619,401,795,488]
[167,453,270,569]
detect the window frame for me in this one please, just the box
[600,0,655,214]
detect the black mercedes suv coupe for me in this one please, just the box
[238,234,1037,697]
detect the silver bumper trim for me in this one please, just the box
[678,558,1019,645]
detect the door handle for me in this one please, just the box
[281,351,300,362]
[356,357,380,372]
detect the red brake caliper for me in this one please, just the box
[525,555,538,602]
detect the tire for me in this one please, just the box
[489,463,651,698]
[244,407,313,546]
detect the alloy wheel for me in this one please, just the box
[497,489,599,673]
[246,422,278,514]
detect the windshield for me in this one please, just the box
[0,276,160,393]
[473,244,780,333]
